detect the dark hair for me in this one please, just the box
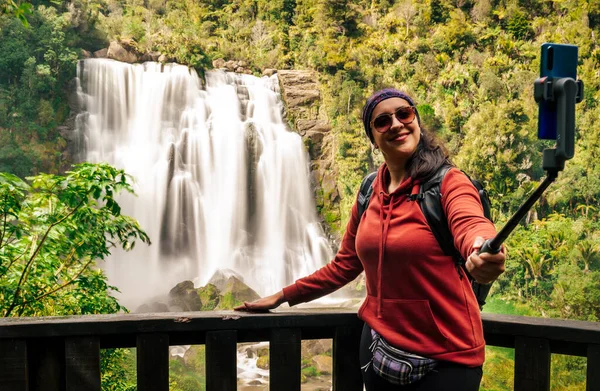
[405,128,453,182]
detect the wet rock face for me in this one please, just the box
[168,280,202,311]
[277,70,321,107]
[94,42,170,63]
[301,340,332,359]
[107,41,139,63]
[212,58,253,74]
[277,70,340,231]
[93,48,108,58]
[311,355,333,375]
[296,120,331,160]
[207,268,246,292]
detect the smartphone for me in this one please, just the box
[538,43,578,140]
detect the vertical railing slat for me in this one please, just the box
[137,333,169,391]
[270,328,301,390]
[587,344,600,391]
[28,338,65,391]
[65,337,100,391]
[333,326,362,391]
[514,336,550,391]
[206,330,237,391]
[0,339,28,391]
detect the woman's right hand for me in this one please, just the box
[233,290,286,312]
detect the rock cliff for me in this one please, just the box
[277,70,340,230]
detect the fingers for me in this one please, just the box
[233,301,268,312]
[466,251,506,285]
[233,302,250,311]
[234,302,272,313]
[472,236,485,251]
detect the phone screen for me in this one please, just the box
[538,43,578,140]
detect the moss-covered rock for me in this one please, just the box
[168,281,202,311]
[312,355,332,375]
[197,284,220,311]
[256,355,269,370]
[220,276,261,303]
[216,292,243,310]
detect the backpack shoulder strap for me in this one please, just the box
[418,165,465,265]
[461,172,493,223]
[357,172,377,219]
[418,165,492,309]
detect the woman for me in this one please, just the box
[235,88,506,390]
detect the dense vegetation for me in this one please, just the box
[1,0,599,389]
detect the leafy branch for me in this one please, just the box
[0,163,150,317]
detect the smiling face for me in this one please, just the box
[370,97,421,167]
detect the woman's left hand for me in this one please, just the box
[465,236,506,285]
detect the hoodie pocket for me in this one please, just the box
[382,299,448,351]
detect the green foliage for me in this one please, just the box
[0,7,84,176]
[101,348,137,391]
[169,346,206,391]
[1,0,32,26]
[0,163,150,317]
[301,365,319,378]
[430,0,450,23]
[505,9,533,40]
[481,346,514,391]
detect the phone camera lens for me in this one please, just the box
[548,47,554,71]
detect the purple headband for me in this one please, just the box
[362,88,421,143]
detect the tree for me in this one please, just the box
[576,239,599,272]
[0,163,150,317]
[515,246,549,296]
[394,0,418,36]
[1,0,32,26]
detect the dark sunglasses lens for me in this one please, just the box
[395,107,415,123]
[373,116,392,131]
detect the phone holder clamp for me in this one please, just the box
[533,76,584,174]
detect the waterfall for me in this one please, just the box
[74,59,334,307]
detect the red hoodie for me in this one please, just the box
[282,165,497,367]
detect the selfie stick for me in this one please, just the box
[478,77,584,256]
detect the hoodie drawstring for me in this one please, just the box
[377,191,394,319]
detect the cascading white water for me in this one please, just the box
[74,59,334,308]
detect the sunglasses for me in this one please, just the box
[371,106,416,133]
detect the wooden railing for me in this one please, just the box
[0,310,598,391]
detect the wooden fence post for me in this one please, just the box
[270,328,301,390]
[514,336,550,391]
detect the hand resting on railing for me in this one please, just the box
[234,290,286,312]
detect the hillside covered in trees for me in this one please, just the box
[1,0,600,389]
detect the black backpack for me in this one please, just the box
[357,164,493,309]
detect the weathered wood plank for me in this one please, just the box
[137,333,169,391]
[206,330,237,391]
[0,339,28,391]
[333,326,362,391]
[514,337,550,391]
[0,311,375,341]
[588,344,600,391]
[27,338,64,391]
[65,337,100,391]
[270,328,301,390]
[2,312,598,356]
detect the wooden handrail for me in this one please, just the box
[0,310,598,391]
